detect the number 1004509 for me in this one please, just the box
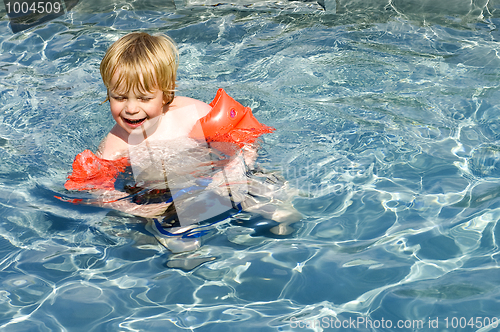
[5,1,62,14]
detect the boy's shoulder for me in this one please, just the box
[171,96,211,117]
[97,125,129,160]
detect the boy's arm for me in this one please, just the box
[242,144,258,169]
[92,129,169,218]
[96,126,129,160]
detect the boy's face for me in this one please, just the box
[108,72,165,134]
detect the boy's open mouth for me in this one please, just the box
[123,117,146,125]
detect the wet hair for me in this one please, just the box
[100,32,179,105]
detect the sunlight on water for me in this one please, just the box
[2,0,500,331]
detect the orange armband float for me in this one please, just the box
[189,88,275,147]
[64,149,130,191]
[65,89,275,191]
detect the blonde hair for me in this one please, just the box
[100,32,179,104]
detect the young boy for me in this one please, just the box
[66,32,300,246]
[94,32,255,224]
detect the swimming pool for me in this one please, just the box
[1,0,500,330]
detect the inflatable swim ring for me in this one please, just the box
[65,89,275,191]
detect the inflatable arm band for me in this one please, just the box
[189,88,275,147]
[65,150,129,191]
[65,89,275,191]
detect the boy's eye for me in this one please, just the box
[139,97,152,101]
[112,96,126,101]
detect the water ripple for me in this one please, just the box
[2,1,500,331]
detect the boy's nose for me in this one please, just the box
[125,100,140,114]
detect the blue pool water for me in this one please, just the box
[2,0,500,331]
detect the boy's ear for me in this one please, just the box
[162,92,173,105]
